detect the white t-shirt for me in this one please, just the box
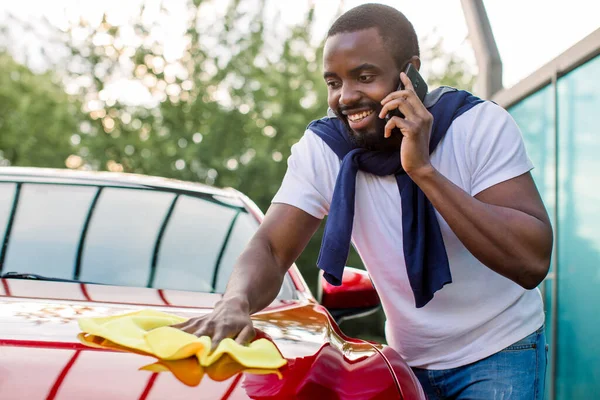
[272,100,545,370]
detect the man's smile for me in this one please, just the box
[346,109,374,122]
[341,107,380,132]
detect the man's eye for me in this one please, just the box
[327,81,341,89]
[358,75,375,83]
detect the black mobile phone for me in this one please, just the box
[386,63,428,120]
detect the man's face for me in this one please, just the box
[323,28,401,151]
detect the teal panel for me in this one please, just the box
[509,85,556,222]
[556,54,600,399]
[508,85,556,399]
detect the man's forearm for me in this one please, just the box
[176,205,318,339]
[218,204,321,315]
[221,236,287,315]
[410,166,553,289]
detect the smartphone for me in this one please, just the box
[386,63,428,120]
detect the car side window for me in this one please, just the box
[0,183,17,253]
[213,212,257,292]
[78,187,176,287]
[1,183,97,278]
[151,194,241,293]
[0,182,296,300]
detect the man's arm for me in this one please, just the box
[381,72,553,289]
[410,167,552,289]
[222,203,321,315]
[173,203,321,344]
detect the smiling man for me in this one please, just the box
[175,4,553,399]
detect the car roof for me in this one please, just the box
[0,166,239,199]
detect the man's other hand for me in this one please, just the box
[171,296,255,350]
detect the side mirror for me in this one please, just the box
[318,267,381,324]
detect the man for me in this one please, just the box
[175,4,553,399]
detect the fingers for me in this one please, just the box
[384,116,412,139]
[380,72,426,120]
[400,71,414,93]
[399,72,427,112]
[380,90,402,106]
[170,319,196,333]
[171,313,255,352]
[210,332,225,351]
[209,322,237,350]
[378,96,414,120]
[209,320,251,350]
[235,325,256,345]
[379,73,409,104]
[171,316,213,337]
[208,324,254,352]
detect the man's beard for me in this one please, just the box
[341,113,403,152]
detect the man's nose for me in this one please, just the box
[339,83,361,106]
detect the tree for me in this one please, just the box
[421,32,476,91]
[0,52,82,168]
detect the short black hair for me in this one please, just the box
[327,3,419,70]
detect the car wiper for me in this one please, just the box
[0,272,82,283]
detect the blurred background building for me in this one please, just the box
[494,27,600,400]
[462,2,599,398]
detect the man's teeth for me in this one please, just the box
[348,110,373,122]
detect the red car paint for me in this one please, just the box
[0,279,425,399]
[319,268,381,311]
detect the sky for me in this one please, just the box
[1,0,599,89]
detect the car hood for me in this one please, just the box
[0,279,405,399]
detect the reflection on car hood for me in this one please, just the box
[0,279,405,399]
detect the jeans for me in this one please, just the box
[412,325,548,399]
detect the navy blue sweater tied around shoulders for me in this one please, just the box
[308,87,483,308]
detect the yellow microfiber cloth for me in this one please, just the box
[77,332,282,387]
[77,309,287,370]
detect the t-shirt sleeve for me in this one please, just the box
[271,130,337,219]
[467,101,535,196]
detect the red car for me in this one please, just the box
[0,167,425,399]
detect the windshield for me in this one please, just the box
[0,181,295,299]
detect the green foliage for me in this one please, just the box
[423,34,476,92]
[0,53,80,168]
[0,0,475,343]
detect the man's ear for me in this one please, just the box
[409,56,421,71]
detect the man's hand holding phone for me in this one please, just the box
[378,71,434,178]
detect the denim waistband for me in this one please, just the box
[504,324,545,351]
